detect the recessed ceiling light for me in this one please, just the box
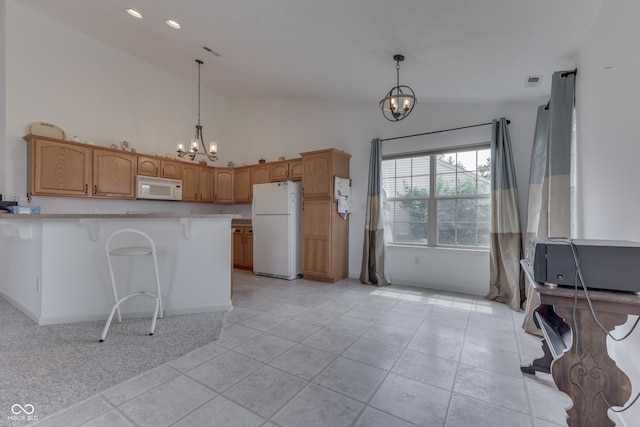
[165,19,181,29]
[126,8,143,19]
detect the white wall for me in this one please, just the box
[3,0,541,296]
[576,1,640,425]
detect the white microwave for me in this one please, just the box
[136,175,182,201]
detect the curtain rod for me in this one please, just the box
[380,119,510,142]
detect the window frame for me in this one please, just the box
[382,142,491,250]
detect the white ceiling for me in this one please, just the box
[16,0,604,104]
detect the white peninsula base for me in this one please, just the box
[0,214,234,325]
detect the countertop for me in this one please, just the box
[231,218,252,226]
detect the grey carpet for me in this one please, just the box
[0,295,224,425]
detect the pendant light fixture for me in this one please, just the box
[177,59,218,162]
[379,54,417,122]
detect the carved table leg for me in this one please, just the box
[521,339,553,375]
[552,306,631,427]
[521,304,569,375]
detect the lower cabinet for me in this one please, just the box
[233,226,253,269]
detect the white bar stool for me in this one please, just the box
[100,228,163,342]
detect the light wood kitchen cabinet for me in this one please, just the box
[214,168,234,204]
[252,164,270,185]
[182,164,214,203]
[137,156,183,180]
[269,158,302,182]
[300,148,351,282]
[26,135,92,197]
[92,148,137,198]
[234,166,252,204]
[232,225,253,269]
[200,167,214,202]
[289,159,303,181]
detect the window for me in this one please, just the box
[382,145,491,248]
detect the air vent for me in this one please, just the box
[202,46,222,57]
[525,75,543,88]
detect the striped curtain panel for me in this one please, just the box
[486,118,523,310]
[360,138,389,286]
[522,71,575,335]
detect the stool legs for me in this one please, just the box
[99,292,160,342]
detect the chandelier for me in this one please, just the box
[379,54,417,122]
[177,59,218,162]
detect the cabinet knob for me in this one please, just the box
[85,184,88,194]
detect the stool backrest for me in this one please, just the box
[105,228,157,255]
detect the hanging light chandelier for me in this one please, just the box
[379,54,417,122]
[177,59,218,162]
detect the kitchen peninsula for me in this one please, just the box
[0,213,235,325]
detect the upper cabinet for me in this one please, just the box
[252,164,270,186]
[182,164,214,203]
[92,148,137,198]
[234,166,252,204]
[137,156,182,180]
[25,135,136,199]
[26,135,92,197]
[289,159,303,181]
[269,158,302,182]
[214,168,234,204]
[300,149,349,198]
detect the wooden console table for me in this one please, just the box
[520,260,640,427]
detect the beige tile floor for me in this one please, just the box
[32,270,572,427]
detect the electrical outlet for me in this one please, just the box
[414,256,420,265]
[36,278,41,292]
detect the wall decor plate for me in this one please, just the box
[27,122,66,140]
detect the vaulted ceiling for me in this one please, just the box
[16,0,604,103]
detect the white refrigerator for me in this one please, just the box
[252,181,302,280]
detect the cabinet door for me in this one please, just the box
[289,159,303,181]
[302,199,332,278]
[182,164,199,202]
[302,153,332,198]
[31,139,92,196]
[200,167,214,203]
[137,156,159,177]
[245,227,254,267]
[93,149,136,198]
[232,227,246,268]
[214,168,234,204]
[252,164,270,186]
[234,167,252,204]
[160,160,182,180]
[269,161,289,182]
